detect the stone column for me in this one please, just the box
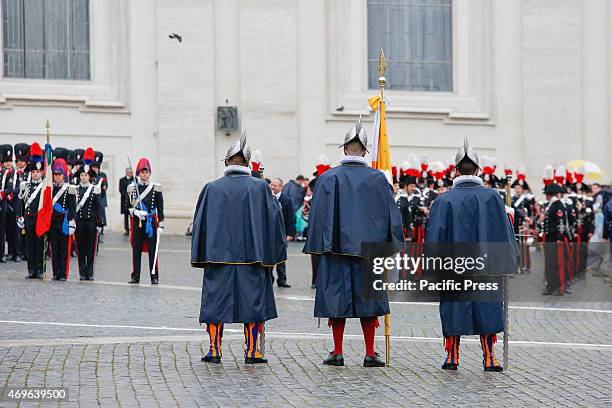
[582,0,609,178]
[156,0,215,233]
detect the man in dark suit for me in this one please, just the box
[118,167,134,236]
[270,177,295,287]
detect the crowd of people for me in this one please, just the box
[191,124,520,369]
[261,150,611,297]
[2,130,611,370]
[0,143,163,284]
[387,158,610,296]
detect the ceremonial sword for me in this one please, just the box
[126,156,143,229]
[151,227,161,276]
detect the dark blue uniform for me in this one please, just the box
[49,183,76,280]
[75,183,105,280]
[426,177,517,336]
[303,159,404,318]
[18,179,45,278]
[426,175,518,370]
[191,165,286,363]
[191,167,286,323]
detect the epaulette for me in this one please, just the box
[68,185,77,195]
[153,183,162,192]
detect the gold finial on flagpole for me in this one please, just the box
[45,119,51,144]
[377,49,387,98]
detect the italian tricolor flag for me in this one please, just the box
[36,143,53,237]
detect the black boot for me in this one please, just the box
[484,365,504,372]
[442,362,458,370]
[323,352,344,367]
[363,353,385,367]
[245,356,268,364]
[201,354,221,364]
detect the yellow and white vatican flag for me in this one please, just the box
[368,95,393,184]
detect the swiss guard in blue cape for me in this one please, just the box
[426,137,518,372]
[191,133,287,365]
[303,118,404,368]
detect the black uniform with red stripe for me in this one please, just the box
[11,166,29,260]
[128,182,164,283]
[512,193,535,272]
[0,166,15,262]
[12,143,30,260]
[75,183,105,280]
[49,183,76,280]
[397,192,426,242]
[568,194,595,279]
[542,198,571,295]
[17,178,45,278]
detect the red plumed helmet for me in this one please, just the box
[315,154,331,177]
[136,158,152,175]
[251,149,262,172]
[574,165,585,183]
[83,147,95,164]
[29,142,44,170]
[503,161,513,176]
[30,142,43,159]
[52,158,69,181]
[542,165,554,186]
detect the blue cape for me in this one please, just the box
[303,162,404,257]
[191,171,287,267]
[426,181,518,272]
[282,179,306,216]
[426,180,518,336]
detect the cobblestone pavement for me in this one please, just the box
[0,233,611,407]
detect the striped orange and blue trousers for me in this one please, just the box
[444,334,500,368]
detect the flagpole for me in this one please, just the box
[377,49,392,367]
[42,120,51,280]
[504,174,512,369]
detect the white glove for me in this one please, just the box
[17,217,25,229]
[68,226,76,236]
[133,209,147,221]
[157,227,164,236]
[96,226,103,234]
